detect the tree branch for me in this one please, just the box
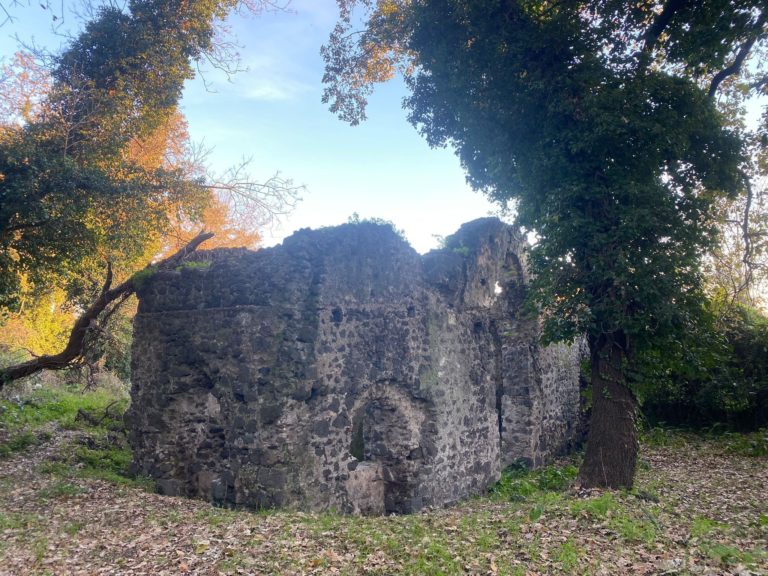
[708,13,766,99]
[750,73,768,92]
[0,219,50,236]
[642,0,688,54]
[0,230,214,387]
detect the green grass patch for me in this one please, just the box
[75,445,131,474]
[610,514,657,544]
[195,506,239,528]
[640,427,691,448]
[570,492,658,544]
[37,461,71,477]
[0,387,128,459]
[699,542,763,566]
[63,521,85,536]
[0,511,40,530]
[691,516,726,538]
[38,480,87,500]
[404,535,462,575]
[37,438,153,491]
[554,539,581,572]
[570,492,619,519]
[0,430,40,458]
[0,388,127,432]
[489,460,577,502]
[642,426,768,457]
[528,503,544,522]
[31,536,49,563]
[713,429,768,457]
[0,385,154,491]
[74,445,153,489]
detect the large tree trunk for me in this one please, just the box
[578,332,638,489]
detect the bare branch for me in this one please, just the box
[207,161,303,231]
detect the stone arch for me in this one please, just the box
[345,385,427,514]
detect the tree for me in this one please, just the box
[707,134,768,307]
[1,0,299,382]
[0,0,298,309]
[323,0,766,488]
[0,231,213,386]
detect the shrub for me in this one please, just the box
[638,301,768,431]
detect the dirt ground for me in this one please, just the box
[0,429,766,575]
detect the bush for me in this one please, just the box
[638,301,768,431]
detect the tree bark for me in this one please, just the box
[578,332,638,489]
[0,231,214,388]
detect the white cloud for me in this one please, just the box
[243,76,313,101]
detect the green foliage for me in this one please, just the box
[570,493,619,519]
[641,426,768,457]
[528,503,544,522]
[700,542,762,567]
[402,1,743,352]
[610,514,657,544]
[570,491,658,544]
[0,387,127,432]
[323,0,766,487]
[691,516,726,538]
[640,427,690,449]
[554,540,581,572]
[63,521,85,536]
[535,464,578,491]
[6,384,156,490]
[74,445,135,484]
[639,301,768,430]
[175,260,212,273]
[0,387,128,459]
[0,0,244,311]
[0,511,38,530]
[715,429,768,457]
[98,309,134,382]
[0,430,38,458]
[346,212,407,240]
[451,244,470,258]
[131,267,158,291]
[488,460,578,502]
[37,480,87,500]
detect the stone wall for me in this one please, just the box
[126,218,584,514]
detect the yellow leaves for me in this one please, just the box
[521,0,563,21]
[358,42,397,86]
[378,0,401,17]
[125,111,192,172]
[0,287,73,357]
[0,51,51,125]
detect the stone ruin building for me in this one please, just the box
[126,218,585,515]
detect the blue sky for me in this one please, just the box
[1,0,500,253]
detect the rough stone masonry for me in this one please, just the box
[126,218,584,514]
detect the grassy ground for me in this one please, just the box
[0,388,766,575]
